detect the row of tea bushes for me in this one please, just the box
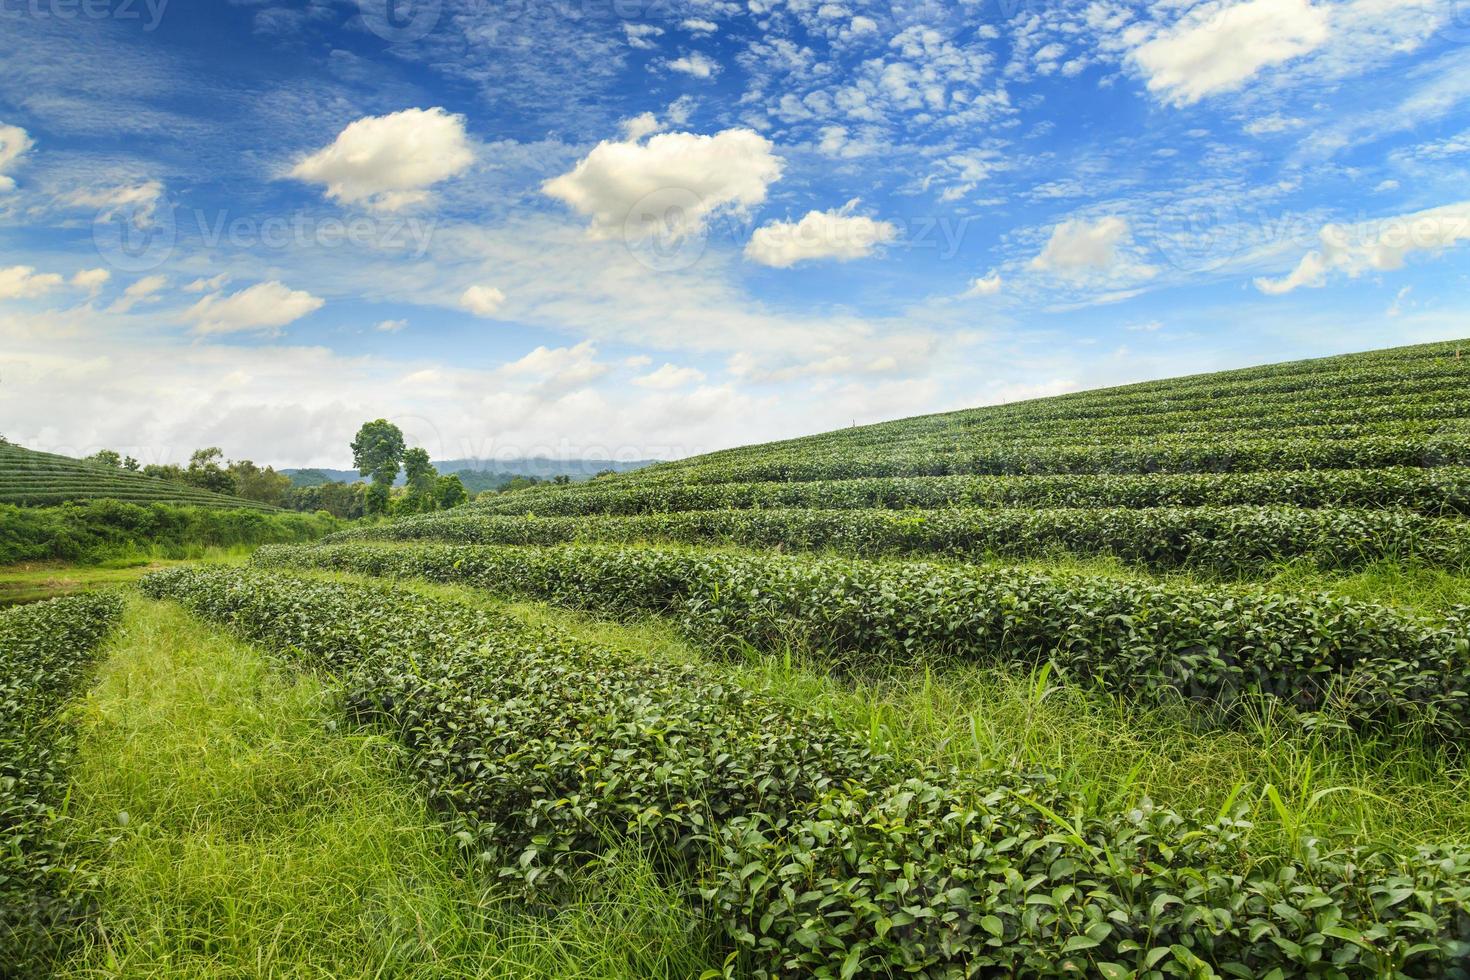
[0,592,125,973]
[143,567,1470,978]
[253,543,1470,741]
[476,467,1470,518]
[326,505,1470,574]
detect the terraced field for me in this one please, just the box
[19,339,1468,977]
[130,339,1470,977]
[0,443,278,510]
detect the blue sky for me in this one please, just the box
[2,0,1468,467]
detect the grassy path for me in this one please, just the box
[58,596,713,979]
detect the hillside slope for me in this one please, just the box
[479,337,1469,510]
[0,443,278,511]
[182,338,1470,977]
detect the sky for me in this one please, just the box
[2,0,1469,468]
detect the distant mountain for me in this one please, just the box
[284,457,659,489]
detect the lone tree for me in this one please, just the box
[402,447,438,512]
[434,473,469,509]
[351,419,406,515]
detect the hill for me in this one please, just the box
[85,339,1470,980]
[475,337,1468,512]
[0,443,280,511]
[153,337,1470,976]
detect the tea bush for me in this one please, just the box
[326,505,1470,574]
[0,592,125,972]
[253,542,1470,741]
[141,567,1470,978]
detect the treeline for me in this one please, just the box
[0,500,340,564]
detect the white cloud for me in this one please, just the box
[1245,114,1305,136]
[621,112,663,142]
[745,200,897,268]
[0,123,32,192]
[624,354,654,368]
[633,363,707,389]
[1127,319,1165,332]
[109,274,167,313]
[667,52,720,78]
[289,108,474,211]
[375,318,408,333]
[63,181,165,226]
[543,128,783,241]
[682,18,717,34]
[1030,216,1134,274]
[624,23,664,49]
[460,284,507,317]
[962,271,1003,297]
[0,265,64,300]
[183,281,325,335]
[71,268,111,296]
[1388,285,1412,316]
[1131,0,1330,105]
[500,340,609,395]
[184,273,231,293]
[1255,200,1470,294]
[1375,179,1401,193]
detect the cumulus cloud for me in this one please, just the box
[624,23,664,49]
[184,273,230,293]
[682,18,717,34]
[1131,0,1330,105]
[0,265,64,300]
[71,268,111,296]
[543,128,783,240]
[621,111,663,142]
[962,271,1003,297]
[460,284,507,317]
[0,123,32,192]
[183,280,325,335]
[289,107,474,211]
[633,363,706,389]
[1255,200,1470,294]
[109,274,167,313]
[375,318,408,333]
[1030,216,1136,275]
[500,340,609,395]
[667,52,720,78]
[745,200,897,268]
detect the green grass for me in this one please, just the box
[58,596,715,979]
[0,550,257,607]
[306,567,1468,859]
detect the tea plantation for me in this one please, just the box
[0,443,278,511]
[7,339,1470,977]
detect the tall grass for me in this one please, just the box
[58,597,715,979]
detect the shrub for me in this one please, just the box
[142,567,1470,978]
[0,592,125,972]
